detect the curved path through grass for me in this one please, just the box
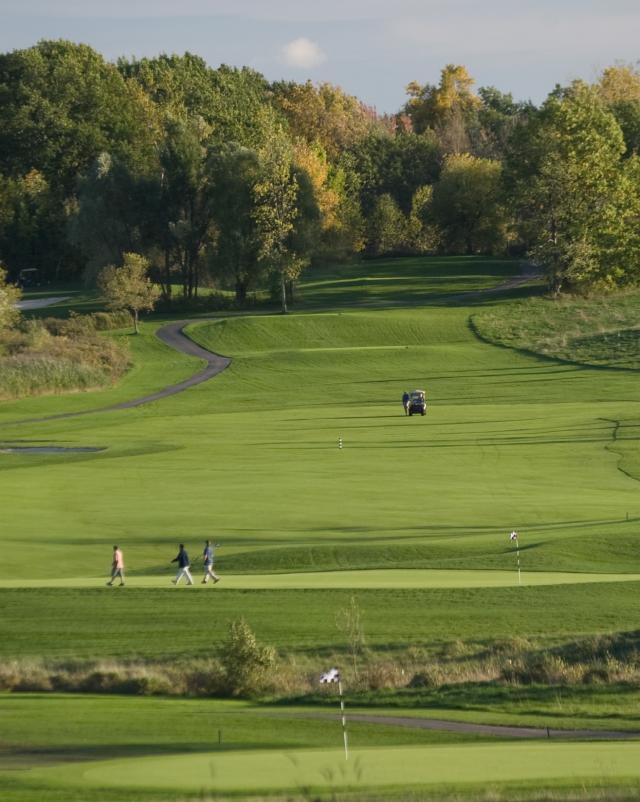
[7,320,230,427]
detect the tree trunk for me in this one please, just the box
[235,280,247,304]
[133,308,139,334]
[163,248,172,301]
[280,272,288,314]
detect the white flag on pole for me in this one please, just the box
[510,530,518,542]
[320,667,341,684]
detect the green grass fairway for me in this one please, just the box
[2,568,640,589]
[26,742,640,795]
[4,251,640,800]
[3,256,640,659]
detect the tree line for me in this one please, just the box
[1,41,640,305]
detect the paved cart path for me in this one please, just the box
[3,320,229,426]
[309,711,640,740]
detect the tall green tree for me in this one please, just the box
[69,153,152,283]
[252,125,301,313]
[367,194,408,256]
[0,40,158,280]
[0,40,157,192]
[208,145,263,303]
[119,54,272,148]
[505,81,640,291]
[431,153,507,254]
[160,118,217,299]
[349,131,441,216]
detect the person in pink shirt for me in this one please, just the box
[107,545,125,587]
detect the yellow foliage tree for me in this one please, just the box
[597,64,640,104]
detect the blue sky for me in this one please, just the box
[2,1,638,111]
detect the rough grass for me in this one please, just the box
[471,291,640,369]
[0,314,131,400]
[2,630,640,700]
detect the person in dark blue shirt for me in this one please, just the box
[171,544,193,585]
[402,391,410,416]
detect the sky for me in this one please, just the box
[2,0,639,111]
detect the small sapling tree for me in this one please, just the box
[98,252,158,334]
[220,618,276,697]
[336,595,366,680]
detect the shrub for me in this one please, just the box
[220,619,277,697]
[408,668,440,689]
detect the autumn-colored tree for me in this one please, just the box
[293,141,340,232]
[272,81,378,160]
[98,252,159,333]
[404,65,480,152]
[597,64,640,105]
[596,64,640,157]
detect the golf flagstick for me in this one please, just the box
[338,678,349,761]
[320,667,348,760]
[510,530,521,585]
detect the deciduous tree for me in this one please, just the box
[98,252,158,334]
[431,153,507,254]
[505,81,640,291]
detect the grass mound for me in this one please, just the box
[471,292,640,369]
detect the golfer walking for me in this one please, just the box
[171,544,194,585]
[402,391,410,416]
[107,545,125,587]
[201,540,220,585]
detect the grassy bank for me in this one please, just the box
[471,291,640,369]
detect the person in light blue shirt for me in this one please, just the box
[201,539,220,585]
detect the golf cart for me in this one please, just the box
[17,268,40,288]
[408,389,427,416]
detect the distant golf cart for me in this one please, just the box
[408,389,427,416]
[17,268,40,288]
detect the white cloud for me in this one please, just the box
[281,37,326,68]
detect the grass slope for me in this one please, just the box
[3,583,640,659]
[1,255,640,657]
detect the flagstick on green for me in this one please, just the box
[510,530,521,586]
[320,668,348,761]
[338,678,349,761]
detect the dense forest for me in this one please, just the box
[1,41,640,305]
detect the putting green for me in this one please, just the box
[2,568,640,589]
[33,742,640,793]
